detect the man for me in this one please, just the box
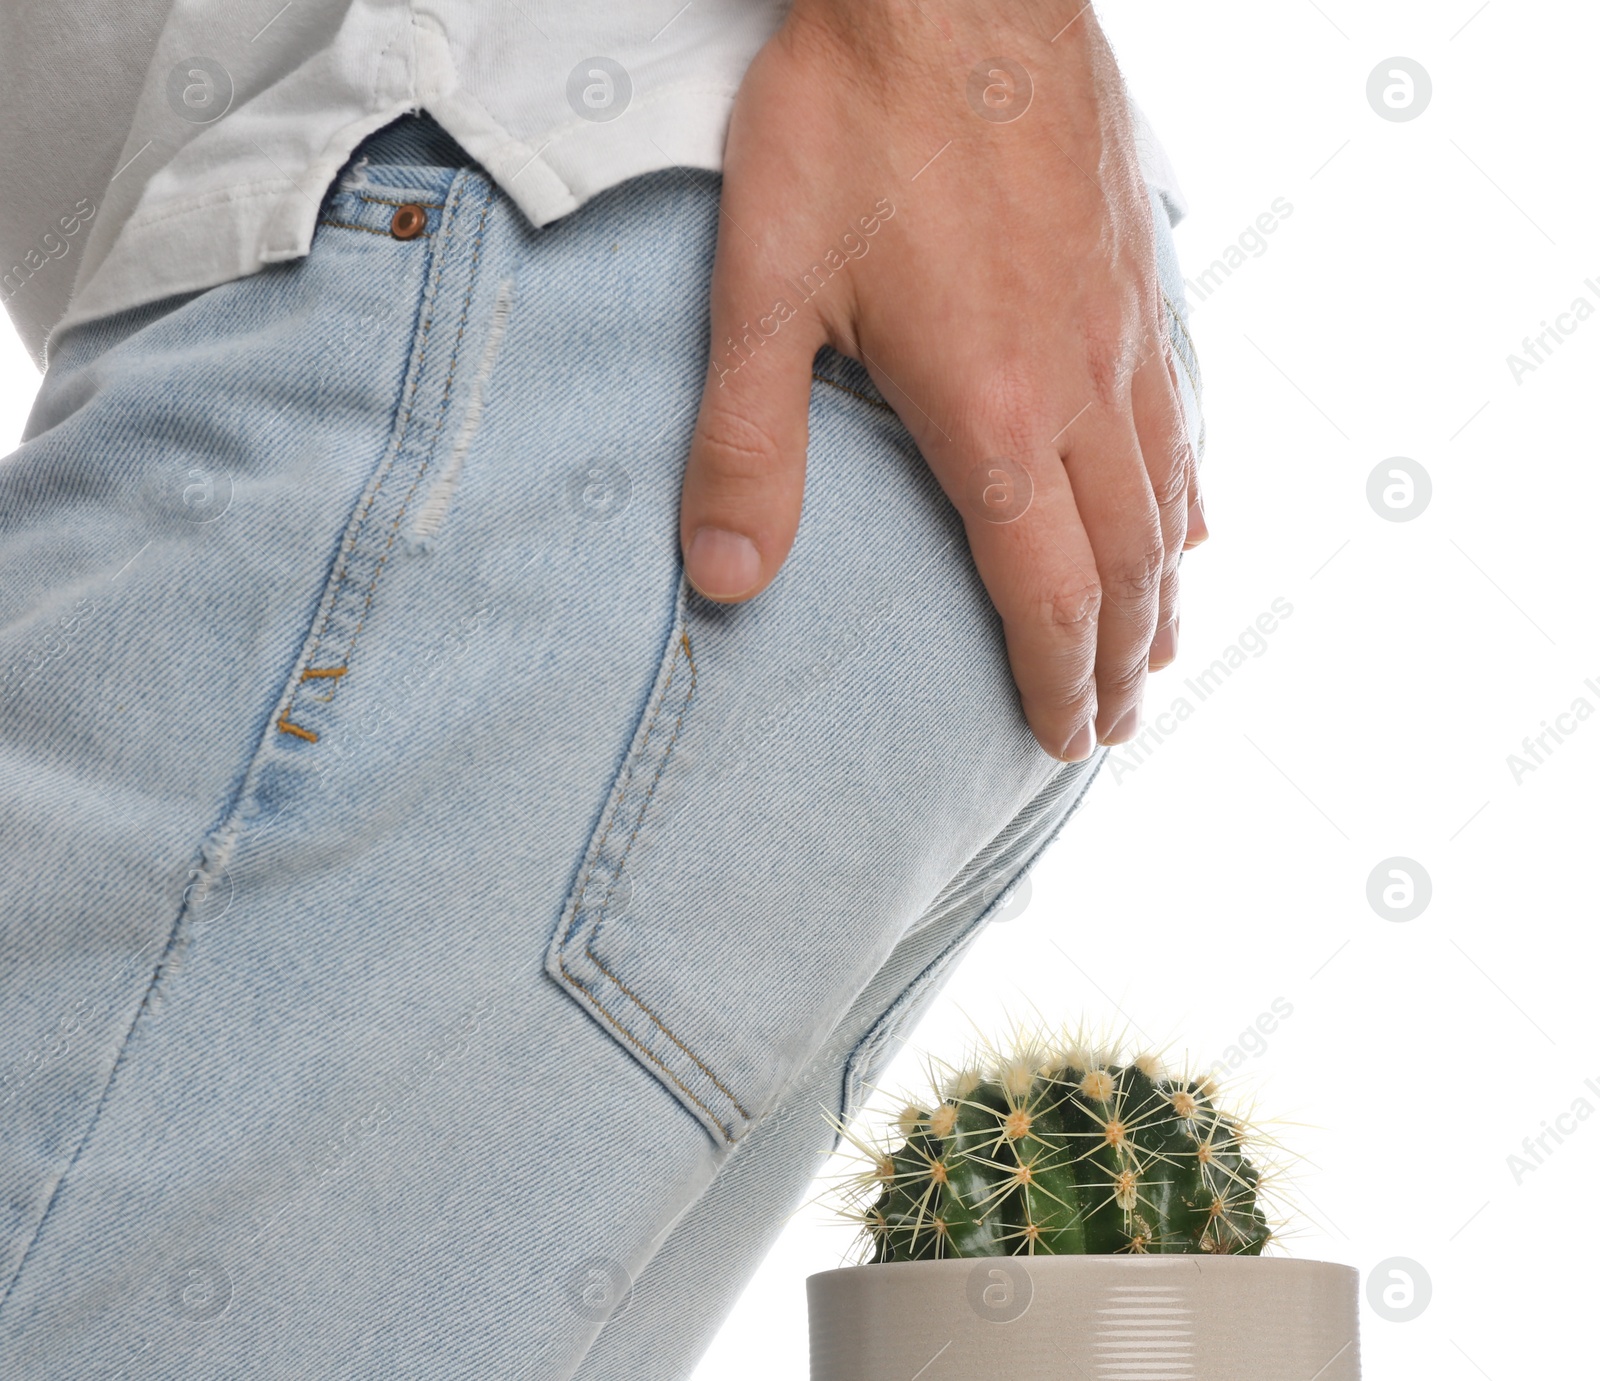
[0,3,1205,1374]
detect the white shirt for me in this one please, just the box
[0,3,1187,373]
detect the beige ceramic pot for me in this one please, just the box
[808,1255,1359,1380]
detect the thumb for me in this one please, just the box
[680,235,826,603]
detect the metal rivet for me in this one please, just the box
[390,204,426,240]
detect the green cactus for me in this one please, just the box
[839,1037,1275,1259]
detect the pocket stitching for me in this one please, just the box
[555,958,730,1133]
[572,629,753,1118]
[548,597,752,1142]
[568,631,690,950]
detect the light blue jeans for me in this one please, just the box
[0,114,1202,1378]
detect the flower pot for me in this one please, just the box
[808,1255,1359,1380]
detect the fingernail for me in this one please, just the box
[1102,705,1139,746]
[1149,622,1178,669]
[686,526,761,599]
[1061,721,1095,762]
[1184,496,1209,549]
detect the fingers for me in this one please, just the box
[1164,321,1207,551]
[1059,405,1164,748]
[956,451,1103,761]
[1184,420,1208,551]
[906,320,1199,763]
[1130,335,1192,673]
[679,210,828,602]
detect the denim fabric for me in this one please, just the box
[0,115,1201,1378]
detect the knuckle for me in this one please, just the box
[1025,692,1094,741]
[1158,565,1181,609]
[1078,303,1139,405]
[1050,661,1098,711]
[1033,650,1100,716]
[1045,576,1103,640]
[696,405,782,486]
[1099,657,1147,702]
[1101,540,1164,605]
[1151,440,1191,512]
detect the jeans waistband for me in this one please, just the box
[356,110,477,169]
[323,112,484,221]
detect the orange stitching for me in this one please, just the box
[813,372,895,415]
[587,951,753,1118]
[581,631,690,936]
[578,628,752,1119]
[311,192,492,700]
[279,179,463,733]
[555,622,752,1123]
[556,952,733,1140]
[275,716,318,743]
[563,629,685,936]
[560,644,686,937]
[300,666,346,680]
[281,274,444,722]
[558,627,688,940]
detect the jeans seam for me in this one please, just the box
[557,632,688,952]
[580,633,751,1120]
[276,176,491,741]
[308,190,493,697]
[0,833,222,1318]
[555,960,730,1136]
[272,180,462,739]
[551,609,751,1142]
[576,638,688,950]
[354,194,446,210]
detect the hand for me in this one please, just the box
[677,0,1208,760]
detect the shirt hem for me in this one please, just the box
[46,85,743,366]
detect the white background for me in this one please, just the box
[3,3,1595,1378]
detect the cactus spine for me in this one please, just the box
[845,1039,1274,1259]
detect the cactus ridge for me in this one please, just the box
[833,1031,1277,1260]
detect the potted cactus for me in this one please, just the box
[809,1033,1360,1379]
